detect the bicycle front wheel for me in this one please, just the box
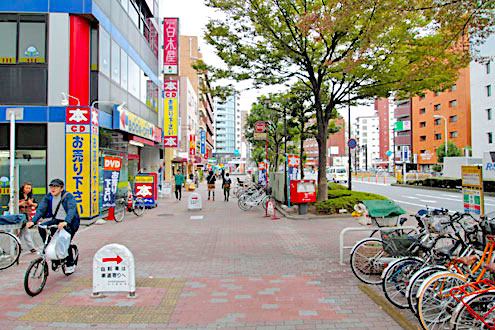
[450,291,495,330]
[416,271,467,330]
[133,198,146,217]
[350,238,390,285]
[381,257,424,309]
[24,257,48,296]
[0,231,21,270]
[114,202,126,222]
[406,265,447,315]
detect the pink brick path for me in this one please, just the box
[0,182,410,329]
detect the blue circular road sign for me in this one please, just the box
[347,138,357,149]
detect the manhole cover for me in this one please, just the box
[157,214,174,217]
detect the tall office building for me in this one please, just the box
[214,94,239,159]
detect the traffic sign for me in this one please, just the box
[254,121,266,133]
[347,138,357,149]
[93,244,135,297]
[386,150,393,157]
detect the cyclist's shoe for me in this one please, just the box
[51,261,59,272]
[64,265,76,274]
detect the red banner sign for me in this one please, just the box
[163,18,178,74]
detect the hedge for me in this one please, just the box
[406,178,495,192]
[315,188,387,214]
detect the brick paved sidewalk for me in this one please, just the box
[0,183,412,329]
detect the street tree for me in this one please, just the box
[202,0,495,201]
[436,141,464,164]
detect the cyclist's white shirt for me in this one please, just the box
[52,193,67,221]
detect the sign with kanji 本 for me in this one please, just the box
[102,157,122,208]
[65,106,99,218]
[134,174,156,207]
[93,244,136,297]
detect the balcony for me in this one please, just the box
[394,106,411,118]
[395,134,412,146]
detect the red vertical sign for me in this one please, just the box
[189,135,196,156]
[163,18,178,74]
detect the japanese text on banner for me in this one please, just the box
[66,134,91,217]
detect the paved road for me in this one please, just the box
[352,180,495,215]
[0,182,405,329]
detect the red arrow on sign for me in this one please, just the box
[102,255,123,264]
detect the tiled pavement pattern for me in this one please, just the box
[0,183,415,329]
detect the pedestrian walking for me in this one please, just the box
[222,173,232,201]
[207,170,216,201]
[18,182,37,253]
[174,170,185,200]
[27,179,80,274]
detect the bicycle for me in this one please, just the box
[24,224,79,296]
[0,214,32,270]
[113,193,145,222]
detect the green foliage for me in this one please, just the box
[328,183,348,190]
[407,178,495,192]
[435,141,464,163]
[432,165,442,173]
[315,189,387,214]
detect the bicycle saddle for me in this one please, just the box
[484,263,495,273]
[435,245,456,257]
[451,255,478,266]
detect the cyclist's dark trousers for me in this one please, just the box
[38,225,76,267]
[175,185,182,200]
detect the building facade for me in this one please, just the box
[304,118,347,169]
[412,68,471,169]
[0,0,163,217]
[214,94,238,159]
[470,35,495,159]
[354,116,380,170]
[394,99,413,166]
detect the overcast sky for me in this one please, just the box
[160,0,375,122]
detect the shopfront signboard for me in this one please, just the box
[65,106,99,218]
[189,135,196,156]
[134,174,156,207]
[200,130,206,155]
[113,105,158,143]
[163,18,179,75]
[164,80,179,148]
[287,155,300,181]
[461,166,484,216]
[258,162,267,186]
[102,156,122,208]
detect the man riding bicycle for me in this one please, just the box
[26,179,80,274]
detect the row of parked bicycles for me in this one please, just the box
[350,201,495,330]
[231,178,272,211]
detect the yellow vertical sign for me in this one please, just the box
[66,133,91,217]
[163,80,179,147]
[164,98,178,136]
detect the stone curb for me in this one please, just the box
[274,202,352,220]
[392,183,495,197]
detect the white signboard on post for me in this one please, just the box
[93,244,136,297]
[163,181,173,197]
[188,192,202,210]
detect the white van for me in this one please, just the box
[326,166,348,183]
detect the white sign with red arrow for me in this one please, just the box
[93,244,135,297]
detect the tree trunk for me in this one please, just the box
[300,130,305,179]
[274,143,280,172]
[316,123,328,201]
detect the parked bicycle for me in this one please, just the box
[113,193,146,222]
[237,184,271,211]
[24,224,79,296]
[0,214,33,270]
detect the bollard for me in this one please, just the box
[383,176,386,184]
[375,175,378,184]
[105,207,116,221]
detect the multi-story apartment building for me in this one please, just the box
[304,118,347,169]
[214,94,238,159]
[394,99,413,166]
[354,116,380,170]
[470,35,495,159]
[412,68,471,170]
[0,0,163,218]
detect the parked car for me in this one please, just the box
[326,166,348,183]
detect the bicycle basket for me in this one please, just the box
[371,216,397,227]
[481,218,495,237]
[380,229,415,257]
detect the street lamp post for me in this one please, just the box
[61,92,80,106]
[433,115,448,156]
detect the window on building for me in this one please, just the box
[434,118,441,125]
[420,150,426,154]
[487,61,491,74]
[420,136,426,141]
[435,91,441,96]
[127,57,139,98]
[420,95,426,100]
[420,121,426,127]
[0,20,17,63]
[111,40,120,83]
[120,49,128,90]
[434,104,441,111]
[419,108,426,114]
[449,100,457,107]
[450,131,458,138]
[120,0,129,12]
[18,19,46,63]
[140,70,147,104]
[435,133,442,140]
[487,85,492,97]
[489,132,493,144]
[99,27,110,77]
[449,115,457,123]
[487,109,492,120]
[450,84,457,92]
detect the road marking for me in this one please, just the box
[416,193,459,202]
[392,200,429,208]
[403,196,418,199]
[419,200,437,203]
[190,216,203,220]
